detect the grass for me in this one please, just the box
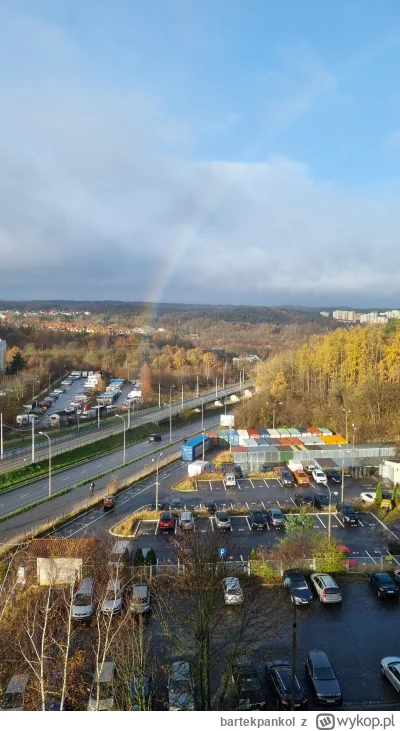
[212,450,234,467]
[0,422,166,493]
[248,471,280,479]
[174,478,198,492]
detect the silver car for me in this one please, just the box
[168,661,195,711]
[178,511,195,530]
[129,584,151,615]
[222,577,244,605]
[381,657,400,693]
[310,573,342,604]
[101,580,123,615]
[215,511,231,529]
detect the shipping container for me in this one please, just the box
[317,428,333,436]
[226,430,239,447]
[277,429,290,437]
[247,429,259,438]
[258,429,269,436]
[206,431,219,447]
[307,427,322,436]
[267,430,280,438]
[181,435,211,461]
[243,439,259,447]
[319,435,347,445]
[287,428,301,436]
[277,438,291,446]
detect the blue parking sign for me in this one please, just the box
[219,548,227,558]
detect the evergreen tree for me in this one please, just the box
[7,351,26,374]
[145,547,156,566]
[375,482,383,507]
[133,547,144,566]
[392,484,399,508]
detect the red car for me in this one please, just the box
[158,511,174,531]
[103,496,115,511]
[339,545,357,568]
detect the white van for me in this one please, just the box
[0,674,31,711]
[188,460,212,477]
[225,473,237,488]
[16,414,29,426]
[72,577,95,621]
[88,662,115,711]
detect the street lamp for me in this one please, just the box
[339,447,351,502]
[202,430,205,462]
[327,486,338,540]
[96,398,101,430]
[342,408,351,443]
[352,424,357,467]
[116,414,126,465]
[39,432,52,498]
[152,452,163,509]
[201,398,204,431]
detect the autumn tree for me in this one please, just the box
[140,362,153,402]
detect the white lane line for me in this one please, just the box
[276,500,281,507]
[63,477,69,481]
[209,517,214,532]
[97,463,103,467]
[358,519,364,527]
[209,481,212,491]
[246,502,250,510]
[334,514,345,527]
[20,493,29,498]
[261,501,266,509]
[365,550,378,565]
[155,523,159,536]
[371,513,399,538]
[249,479,255,489]
[245,516,252,531]
[316,514,326,528]
[290,498,296,506]
[263,480,269,488]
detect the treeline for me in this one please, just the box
[234,322,400,442]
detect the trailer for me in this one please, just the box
[188,460,213,476]
[181,435,211,461]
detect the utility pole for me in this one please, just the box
[153,453,163,508]
[39,432,52,498]
[116,414,126,465]
[201,399,204,431]
[181,384,184,408]
[196,375,199,398]
[352,424,356,467]
[215,377,218,398]
[327,487,338,540]
[31,418,35,464]
[158,383,161,409]
[97,399,101,430]
[343,408,351,443]
[202,431,205,462]
[291,601,297,711]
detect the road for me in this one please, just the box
[0,379,250,471]
[0,413,221,545]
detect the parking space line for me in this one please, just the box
[358,519,364,527]
[276,500,281,507]
[246,502,250,510]
[290,498,296,507]
[365,550,378,565]
[261,501,266,509]
[249,479,255,489]
[209,517,214,532]
[245,517,251,531]
[237,481,241,490]
[316,515,326,527]
[263,480,269,488]
[334,514,345,527]
[155,523,159,535]
[209,481,212,491]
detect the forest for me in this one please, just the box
[234,321,400,443]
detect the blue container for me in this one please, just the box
[181,435,211,461]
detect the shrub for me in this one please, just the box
[375,482,383,507]
[133,548,144,566]
[145,547,156,566]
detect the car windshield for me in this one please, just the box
[170,679,191,694]
[2,692,23,709]
[298,472,307,477]
[318,496,329,503]
[291,579,308,589]
[278,670,301,692]
[217,512,228,520]
[91,682,113,701]
[161,513,171,521]
[325,587,339,595]
[239,675,261,691]
[74,594,91,606]
[105,589,120,601]
[314,668,335,681]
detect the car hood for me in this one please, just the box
[291,587,313,602]
[313,678,342,697]
[102,598,121,611]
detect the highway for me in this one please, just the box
[0,411,222,546]
[0,379,251,472]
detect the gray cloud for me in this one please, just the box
[1,11,400,307]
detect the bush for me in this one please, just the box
[392,484,399,507]
[145,547,156,566]
[133,548,144,566]
[375,482,383,507]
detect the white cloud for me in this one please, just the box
[0,12,400,305]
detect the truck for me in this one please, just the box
[181,435,211,461]
[188,460,213,477]
[16,413,39,426]
[50,412,76,427]
[70,371,82,379]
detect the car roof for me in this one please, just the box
[285,569,304,578]
[308,650,331,667]
[224,576,240,587]
[311,573,338,586]
[180,511,192,519]
[106,579,121,590]
[76,577,95,594]
[160,511,172,518]
[375,572,392,580]
[216,510,229,516]
[94,662,114,683]
[133,584,149,597]
[251,508,263,513]
[270,508,283,514]
[171,661,190,677]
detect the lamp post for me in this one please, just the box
[196,376,199,398]
[202,430,205,462]
[327,486,338,540]
[158,383,161,409]
[201,398,204,431]
[31,417,35,464]
[39,432,52,498]
[352,424,357,467]
[272,402,283,430]
[339,448,351,502]
[152,452,163,509]
[291,600,297,712]
[215,377,218,398]
[181,384,184,408]
[342,408,351,443]
[116,414,126,465]
[96,399,101,430]
[0,412,3,461]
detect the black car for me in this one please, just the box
[219,463,234,474]
[148,433,162,442]
[294,492,314,507]
[326,469,341,483]
[312,494,331,510]
[283,569,313,605]
[265,660,308,710]
[204,500,217,514]
[131,672,153,710]
[151,500,170,511]
[306,651,342,706]
[260,464,273,473]
[336,503,359,526]
[232,660,266,710]
[249,508,267,530]
[233,465,244,478]
[170,498,182,510]
[368,572,399,598]
[281,470,294,487]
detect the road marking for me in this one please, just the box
[209,481,212,491]
[365,550,378,565]
[209,517,214,532]
[335,515,345,527]
[290,498,296,507]
[81,470,88,473]
[63,477,69,480]
[155,523,159,535]
[249,479,255,489]
[245,516,252,531]
[97,463,103,467]
[0,504,4,507]
[316,515,326,527]
[358,519,364,527]
[261,501,266,509]
[371,513,399,538]
[263,480,269,488]
[246,502,250,510]
[276,500,281,507]
[20,493,29,498]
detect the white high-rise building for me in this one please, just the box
[0,339,6,371]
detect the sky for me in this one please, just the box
[1,0,400,307]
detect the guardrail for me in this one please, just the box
[0,380,252,466]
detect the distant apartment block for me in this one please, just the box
[0,339,6,371]
[320,311,330,317]
[333,310,357,321]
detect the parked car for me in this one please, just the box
[170,498,182,510]
[151,500,169,511]
[101,580,123,615]
[249,508,267,530]
[88,662,115,711]
[293,470,310,485]
[381,657,400,693]
[148,433,161,442]
[303,464,316,475]
[204,500,217,514]
[338,545,357,568]
[306,650,342,706]
[231,660,265,710]
[103,496,115,511]
[233,465,244,478]
[294,492,314,507]
[168,661,195,711]
[360,490,392,504]
[215,511,231,529]
[178,511,195,530]
[312,469,328,486]
[281,470,294,487]
[222,577,244,605]
[368,572,399,598]
[265,660,308,709]
[129,584,151,615]
[312,494,331,511]
[219,463,234,474]
[130,672,153,710]
[72,577,95,621]
[0,674,31,711]
[260,464,273,473]
[283,569,313,605]
[310,574,342,604]
[267,508,285,527]
[64,406,75,413]
[336,502,359,525]
[158,511,174,531]
[326,469,341,483]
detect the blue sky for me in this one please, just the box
[1,1,400,305]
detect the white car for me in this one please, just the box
[64,406,75,413]
[61,380,72,386]
[360,492,376,504]
[54,388,65,394]
[312,469,328,486]
[222,577,244,605]
[381,657,400,692]
[168,661,195,711]
[101,580,123,615]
